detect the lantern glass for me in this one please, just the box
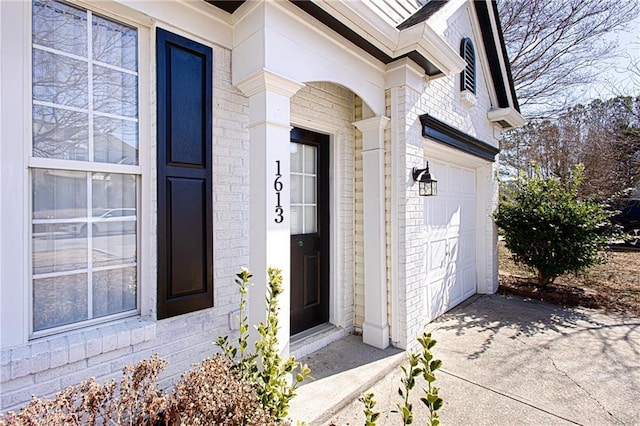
[412,165,437,196]
[419,179,437,196]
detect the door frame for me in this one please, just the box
[290,118,342,330]
[290,127,330,334]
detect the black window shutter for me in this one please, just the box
[460,38,476,94]
[156,28,213,319]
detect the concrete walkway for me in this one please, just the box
[289,294,640,425]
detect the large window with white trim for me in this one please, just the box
[31,0,140,334]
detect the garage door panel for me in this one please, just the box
[426,280,446,319]
[459,231,475,267]
[462,169,475,195]
[446,201,461,228]
[447,236,459,263]
[424,161,477,321]
[447,165,464,194]
[428,239,448,274]
[461,266,476,299]
[430,161,448,191]
[461,199,475,228]
[426,198,450,229]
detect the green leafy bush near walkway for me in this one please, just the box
[360,332,444,426]
[217,267,311,422]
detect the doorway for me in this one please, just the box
[290,127,330,335]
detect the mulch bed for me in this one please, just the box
[498,243,640,316]
[498,272,602,310]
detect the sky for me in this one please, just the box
[582,15,640,103]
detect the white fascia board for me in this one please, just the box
[314,0,465,76]
[487,107,526,129]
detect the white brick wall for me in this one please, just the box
[1,43,250,413]
[421,4,497,145]
[390,4,502,350]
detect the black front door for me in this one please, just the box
[290,128,330,335]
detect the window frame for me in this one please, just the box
[27,0,151,339]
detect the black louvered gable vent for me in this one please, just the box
[460,37,476,94]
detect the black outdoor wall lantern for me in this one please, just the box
[412,163,437,196]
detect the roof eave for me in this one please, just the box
[487,107,526,129]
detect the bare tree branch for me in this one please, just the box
[498,0,639,118]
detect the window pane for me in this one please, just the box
[304,145,316,174]
[32,0,87,57]
[33,274,88,331]
[304,206,316,233]
[92,173,136,211]
[92,15,137,71]
[33,169,87,220]
[93,226,136,267]
[33,49,88,108]
[33,105,89,160]
[31,2,139,333]
[304,176,316,204]
[291,174,303,204]
[93,65,138,117]
[31,170,138,331]
[291,206,303,235]
[291,143,303,173]
[91,173,136,266]
[93,267,136,318]
[32,229,87,275]
[93,116,138,165]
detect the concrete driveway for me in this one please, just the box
[290,294,640,425]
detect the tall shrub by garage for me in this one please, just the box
[494,164,616,286]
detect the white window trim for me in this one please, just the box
[0,2,156,350]
[24,0,152,340]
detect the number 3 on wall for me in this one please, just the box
[274,160,284,223]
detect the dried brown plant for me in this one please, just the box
[0,353,281,426]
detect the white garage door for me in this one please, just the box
[424,161,477,320]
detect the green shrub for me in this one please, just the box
[216,267,311,422]
[362,332,443,426]
[359,393,380,426]
[494,164,618,286]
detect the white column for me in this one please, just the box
[236,70,305,355]
[354,116,391,349]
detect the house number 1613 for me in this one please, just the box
[274,160,284,223]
